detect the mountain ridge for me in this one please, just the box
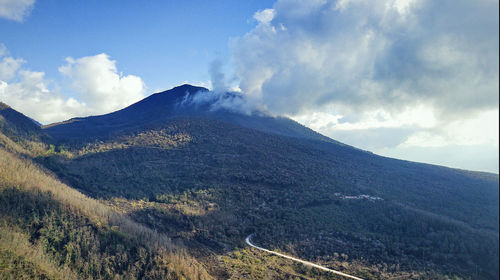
[43,84,337,145]
[0,101,48,142]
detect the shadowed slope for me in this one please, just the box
[40,115,498,279]
[1,89,498,279]
[0,102,49,143]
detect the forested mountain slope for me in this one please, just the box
[0,108,210,279]
[1,85,498,279]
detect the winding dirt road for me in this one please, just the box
[245,234,364,280]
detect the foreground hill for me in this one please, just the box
[1,85,498,279]
[0,108,211,279]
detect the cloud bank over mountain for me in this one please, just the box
[233,0,498,117]
[230,0,499,172]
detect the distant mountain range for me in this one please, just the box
[0,85,498,279]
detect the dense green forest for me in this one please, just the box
[1,85,498,280]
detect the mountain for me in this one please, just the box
[0,103,211,279]
[43,84,334,144]
[1,85,498,279]
[0,102,49,143]
[0,102,53,156]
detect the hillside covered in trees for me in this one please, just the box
[0,85,498,279]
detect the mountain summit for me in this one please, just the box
[44,84,331,143]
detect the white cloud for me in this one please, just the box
[232,0,498,172]
[400,110,499,148]
[59,53,146,115]
[0,70,86,123]
[0,0,35,22]
[0,45,86,123]
[0,46,147,124]
[291,110,343,132]
[254,9,276,24]
[233,0,498,117]
[378,144,499,173]
[209,59,228,93]
[292,104,437,135]
[401,132,448,148]
[290,106,499,171]
[0,43,7,56]
[0,56,25,81]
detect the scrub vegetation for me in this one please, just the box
[0,87,498,279]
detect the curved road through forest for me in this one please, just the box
[245,234,364,280]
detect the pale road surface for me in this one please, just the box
[245,234,365,280]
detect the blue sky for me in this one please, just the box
[0,0,498,173]
[1,0,274,91]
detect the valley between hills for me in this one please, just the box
[0,85,498,279]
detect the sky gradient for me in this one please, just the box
[0,0,498,173]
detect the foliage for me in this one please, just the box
[37,117,499,279]
[1,93,498,279]
[0,147,210,279]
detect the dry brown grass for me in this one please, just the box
[0,132,50,157]
[0,148,113,226]
[105,196,217,217]
[0,147,213,279]
[68,130,192,158]
[0,133,31,155]
[0,225,78,280]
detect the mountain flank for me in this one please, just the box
[0,85,498,279]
